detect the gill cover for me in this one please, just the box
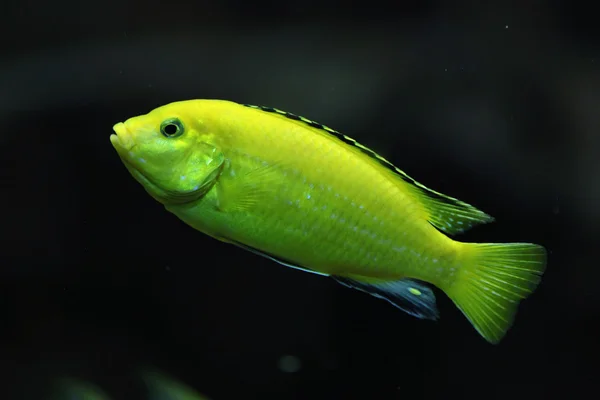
[146,141,225,204]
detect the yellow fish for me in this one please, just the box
[110,99,546,344]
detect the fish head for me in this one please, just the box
[110,102,224,205]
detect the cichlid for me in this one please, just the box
[110,99,546,344]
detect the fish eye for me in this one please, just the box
[160,118,185,138]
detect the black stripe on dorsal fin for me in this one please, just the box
[242,103,494,235]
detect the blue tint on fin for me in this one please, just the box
[333,277,439,320]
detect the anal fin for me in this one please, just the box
[333,276,439,320]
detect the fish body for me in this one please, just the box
[111,99,546,344]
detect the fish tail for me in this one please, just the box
[444,242,547,344]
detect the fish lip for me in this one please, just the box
[111,122,134,151]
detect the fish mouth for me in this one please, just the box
[110,122,135,151]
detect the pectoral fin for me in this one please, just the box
[216,162,284,213]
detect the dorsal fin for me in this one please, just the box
[243,104,494,235]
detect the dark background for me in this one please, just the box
[1,0,598,398]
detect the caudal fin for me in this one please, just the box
[445,242,547,344]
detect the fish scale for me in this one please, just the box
[212,118,435,280]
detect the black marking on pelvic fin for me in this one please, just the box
[241,103,474,208]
